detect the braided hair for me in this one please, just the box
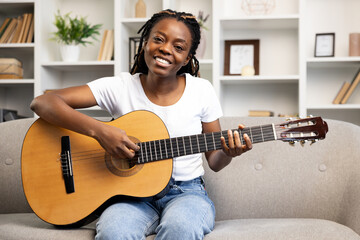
[130,9,201,77]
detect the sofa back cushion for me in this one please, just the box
[0,118,35,213]
[203,117,360,224]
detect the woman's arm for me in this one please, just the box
[30,85,139,158]
[202,119,252,172]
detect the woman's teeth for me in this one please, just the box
[156,57,170,65]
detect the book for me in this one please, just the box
[332,81,351,104]
[340,68,360,104]
[104,30,114,61]
[17,13,29,43]
[97,30,108,61]
[20,13,33,43]
[26,15,34,43]
[0,18,11,38]
[248,110,274,117]
[101,29,113,61]
[10,16,23,43]
[0,18,17,43]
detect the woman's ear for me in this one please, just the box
[184,54,192,66]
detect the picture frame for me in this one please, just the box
[314,33,335,57]
[224,40,259,75]
[129,37,141,71]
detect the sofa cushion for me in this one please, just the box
[0,213,95,240]
[1,214,359,240]
[0,118,35,214]
[205,218,360,240]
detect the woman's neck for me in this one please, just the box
[140,73,186,106]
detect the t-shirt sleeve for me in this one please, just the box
[200,80,223,123]
[87,76,122,117]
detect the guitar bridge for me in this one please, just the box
[61,136,75,194]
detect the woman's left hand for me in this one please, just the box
[220,124,253,157]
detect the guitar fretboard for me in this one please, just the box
[134,124,276,164]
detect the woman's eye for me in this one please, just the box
[153,36,163,42]
[175,45,184,51]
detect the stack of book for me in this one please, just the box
[0,58,23,79]
[248,110,274,117]
[97,29,114,61]
[0,13,34,44]
[332,68,360,104]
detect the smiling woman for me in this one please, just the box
[29,9,252,240]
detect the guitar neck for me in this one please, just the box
[134,124,276,164]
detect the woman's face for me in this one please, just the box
[144,18,192,78]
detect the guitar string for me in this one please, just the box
[65,127,280,158]
[65,129,278,159]
[61,128,281,164]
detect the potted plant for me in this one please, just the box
[51,11,102,62]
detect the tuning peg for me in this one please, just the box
[289,141,295,146]
[310,139,318,145]
[300,140,306,147]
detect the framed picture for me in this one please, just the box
[224,40,259,75]
[129,37,141,71]
[314,33,335,57]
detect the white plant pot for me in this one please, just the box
[60,44,80,62]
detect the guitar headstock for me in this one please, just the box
[276,117,328,145]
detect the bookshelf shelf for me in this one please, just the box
[0,79,34,87]
[41,61,115,71]
[220,15,299,30]
[121,18,148,32]
[307,57,360,68]
[307,104,360,110]
[220,75,299,84]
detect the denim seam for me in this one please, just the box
[143,212,160,238]
[199,193,216,233]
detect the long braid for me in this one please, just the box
[130,9,201,77]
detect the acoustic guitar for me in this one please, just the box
[21,110,328,227]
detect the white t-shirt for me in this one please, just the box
[87,72,223,181]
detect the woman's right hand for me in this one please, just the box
[94,123,140,159]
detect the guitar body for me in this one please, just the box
[21,110,172,227]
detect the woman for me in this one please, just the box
[31,9,252,240]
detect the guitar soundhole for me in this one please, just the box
[104,136,143,177]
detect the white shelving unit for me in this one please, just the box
[0,0,359,125]
[301,0,360,125]
[213,0,300,118]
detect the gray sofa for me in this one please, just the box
[1,116,360,240]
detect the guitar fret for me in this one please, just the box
[249,127,253,142]
[176,138,180,157]
[196,135,200,153]
[189,136,193,154]
[165,139,169,158]
[212,132,216,150]
[154,141,157,160]
[140,143,144,163]
[159,140,162,160]
[182,137,186,155]
[143,142,149,163]
[260,125,264,142]
[150,141,153,162]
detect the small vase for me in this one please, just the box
[60,44,80,62]
[135,0,146,18]
[196,30,206,59]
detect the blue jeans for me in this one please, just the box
[95,177,215,240]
